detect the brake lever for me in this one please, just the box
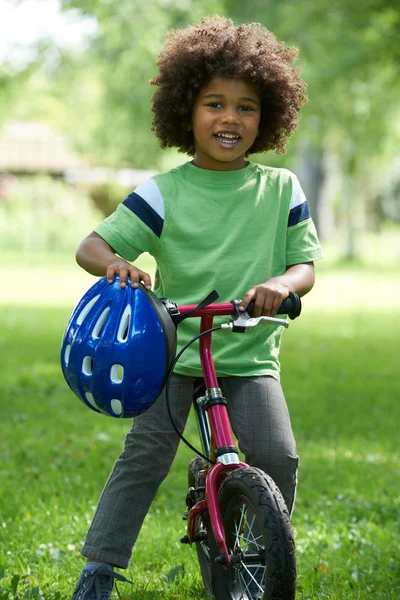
[245,315,289,329]
[221,305,289,332]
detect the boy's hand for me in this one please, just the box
[107,259,152,290]
[76,233,153,290]
[239,263,315,318]
[239,278,291,318]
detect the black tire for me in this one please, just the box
[188,457,214,596]
[209,466,296,600]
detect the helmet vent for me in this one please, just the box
[85,392,101,411]
[92,307,110,338]
[110,364,124,383]
[117,305,131,342]
[76,294,101,325]
[111,399,123,416]
[82,356,93,376]
[64,344,71,365]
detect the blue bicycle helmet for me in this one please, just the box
[60,276,177,418]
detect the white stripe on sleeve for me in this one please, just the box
[133,178,165,220]
[290,175,307,210]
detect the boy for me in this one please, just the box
[72,15,323,600]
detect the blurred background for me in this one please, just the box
[0,0,399,310]
[1,3,399,598]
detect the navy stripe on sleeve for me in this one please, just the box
[123,192,164,238]
[288,202,310,227]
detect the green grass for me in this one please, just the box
[0,253,399,599]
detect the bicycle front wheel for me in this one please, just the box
[211,466,296,600]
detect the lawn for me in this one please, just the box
[0,251,399,599]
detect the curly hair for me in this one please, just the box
[150,15,307,156]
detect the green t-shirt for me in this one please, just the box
[94,161,323,379]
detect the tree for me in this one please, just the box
[60,0,225,169]
[0,62,34,129]
[225,0,400,253]
[12,0,398,255]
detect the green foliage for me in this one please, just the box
[1,0,400,258]
[88,181,131,217]
[57,0,226,168]
[0,176,101,252]
[223,0,400,252]
[4,1,399,176]
[0,63,35,129]
[26,48,103,159]
[3,0,400,170]
[224,0,400,165]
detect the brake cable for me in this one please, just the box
[164,326,223,465]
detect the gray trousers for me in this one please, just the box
[81,375,299,568]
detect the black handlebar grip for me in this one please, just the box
[277,292,302,319]
[246,292,301,320]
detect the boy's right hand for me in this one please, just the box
[107,259,152,290]
[75,232,152,290]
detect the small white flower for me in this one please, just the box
[96,432,111,442]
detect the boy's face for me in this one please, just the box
[190,76,261,171]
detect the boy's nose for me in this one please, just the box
[220,109,239,124]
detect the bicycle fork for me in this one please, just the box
[184,315,247,567]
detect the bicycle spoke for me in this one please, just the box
[234,507,264,553]
[241,528,263,549]
[241,510,255,552]
[233,521,242,551]
[239,561,265,596]
[233,504,247,551]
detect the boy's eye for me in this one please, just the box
[205,102,257,112]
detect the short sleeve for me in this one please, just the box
[286,175,324,265]
[94,178,165,262]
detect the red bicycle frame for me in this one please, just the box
[178,301,247,566]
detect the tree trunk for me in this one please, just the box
[294,138,325,236]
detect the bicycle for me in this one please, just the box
[162,290,301,600]
[61,280,301,599]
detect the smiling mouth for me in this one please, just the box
[213,132,241,146]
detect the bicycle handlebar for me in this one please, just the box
[173,292,301,324]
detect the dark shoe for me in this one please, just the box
[72,563,132,600]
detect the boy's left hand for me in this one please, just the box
[239,278,291,318]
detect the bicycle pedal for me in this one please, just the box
[180,535,190,544]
